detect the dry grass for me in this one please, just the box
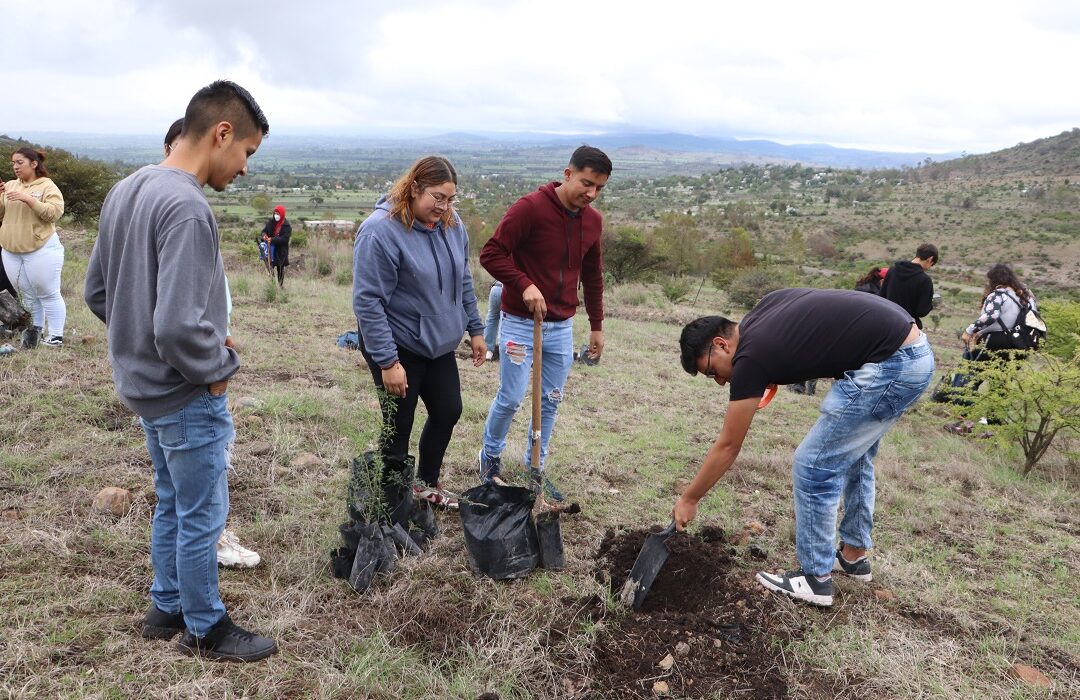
[0,233,1076,699]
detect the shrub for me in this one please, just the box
[1040,299,1080,361]
[290,231,308,248]
[46,150,117,225]
[952,351,1080,475]
[661,277,693,304]
[601,226,665,283]
[726,268,786,309]
[262,277,279,303]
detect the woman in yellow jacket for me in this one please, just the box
[0,148,66,348]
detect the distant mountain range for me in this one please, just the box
[7,130,959,170]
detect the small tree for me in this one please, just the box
[953,351,1080,475]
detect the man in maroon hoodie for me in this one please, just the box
[477,146,611,500]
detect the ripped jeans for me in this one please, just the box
[481,312,574,470]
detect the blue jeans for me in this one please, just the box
[793,334,934,575]
[482,312,574,469]
[141,393,234,637]
[483,282,503,350]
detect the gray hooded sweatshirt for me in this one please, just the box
[85,166,238,418]
[353,195,483,367]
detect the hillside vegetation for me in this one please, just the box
[0,130,1076,697]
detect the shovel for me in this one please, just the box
[529,310,566,568]
[619,519,678,610]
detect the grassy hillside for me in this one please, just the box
[0,233,1076,698]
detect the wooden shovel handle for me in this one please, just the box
[530,310,543,474]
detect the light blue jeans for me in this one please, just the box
[482,312,574,470]
[141,392,233,637]
[483,282,503,350]
[793,333,934,575]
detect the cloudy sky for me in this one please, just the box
[4,0,1077,153]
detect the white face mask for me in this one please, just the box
[273,213,281,222]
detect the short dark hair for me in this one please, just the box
[569,145,612,176]
[164,118,184,147]
[915,243,939,265]
[181,80,269,141]
[679,316,737,375]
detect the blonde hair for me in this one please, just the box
[388,156,458,228]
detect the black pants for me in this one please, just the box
[273,263,285,287]
[360,339,462,486]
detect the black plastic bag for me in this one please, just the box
[458,483,540,580]
[348,523,386,593]
[535,511,565,571]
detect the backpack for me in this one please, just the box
[1005,296,1047,350]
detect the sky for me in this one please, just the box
[3,0,1078,154]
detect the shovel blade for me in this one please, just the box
[619,520,677,610]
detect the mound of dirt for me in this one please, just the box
[590,526,789,699]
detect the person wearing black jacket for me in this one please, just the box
[880,243,937,328]
[259,205,291,287]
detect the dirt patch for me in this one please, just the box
[590,526,790,699]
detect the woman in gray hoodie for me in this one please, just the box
[353,156,486,509]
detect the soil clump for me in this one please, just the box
[589,525,790,699]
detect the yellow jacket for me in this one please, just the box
[0,177,65,253]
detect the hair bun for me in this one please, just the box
[35,150,46,162]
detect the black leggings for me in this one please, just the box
[273,263,285,287]
[360,340,462,486]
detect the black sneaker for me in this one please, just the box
[833,546,873,582]
[21,325,41,349]
[176,614,278,662]
[41,335,63,348]
[756,569,834,606]
[141,605,185,640]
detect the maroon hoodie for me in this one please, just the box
[479,182,604,330]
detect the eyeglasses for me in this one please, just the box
[703,344,715,379]
[425,190,458,208]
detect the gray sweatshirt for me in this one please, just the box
[85,166,238,418]
[353,195,484,367]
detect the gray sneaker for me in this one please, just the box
[833,546,873,582]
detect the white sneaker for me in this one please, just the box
[484,350,493,361]
[217,529,261,568]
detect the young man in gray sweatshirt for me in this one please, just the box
[84,80,276,662]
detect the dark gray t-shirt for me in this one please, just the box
[730,288,914,401]
[85,166,238,418]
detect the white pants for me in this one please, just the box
[1,234,66,337]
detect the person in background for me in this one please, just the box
[259,206,291,288]
[854,266,886,295]
[86,80,276,662]
[880,243,937,328]
[484,280,503,361]
[477,146,611,501]
[353,156,486,510]
[164,119,261,570]
[944,263,1038,431]
[672,289,933,607]
[0,148,67,348]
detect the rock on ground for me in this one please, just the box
[92,487,133,517]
